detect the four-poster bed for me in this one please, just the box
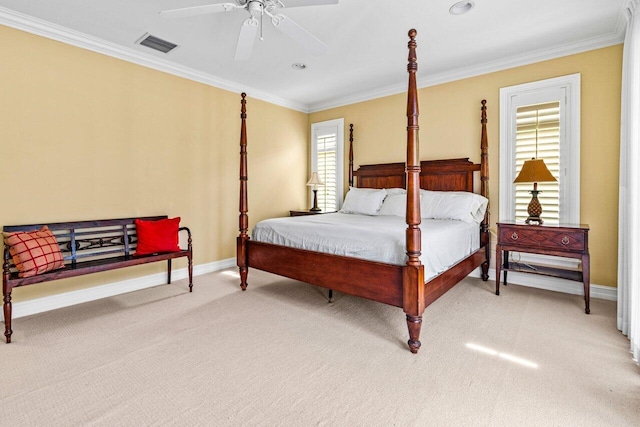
[237,29,490,353]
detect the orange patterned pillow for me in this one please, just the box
[3,226,65,278]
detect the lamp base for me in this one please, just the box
[525,216,544,225]
[525,189,544,225]
[310,189,320,212]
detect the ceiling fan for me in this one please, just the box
[159,0,338,60]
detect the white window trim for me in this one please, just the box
[499,74,581,225]
[311,118,344,210]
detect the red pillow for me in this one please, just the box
[135,217,180,255]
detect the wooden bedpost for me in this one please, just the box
[238,92,249,291]
[403,29,425,354]
[348,124,354,187]
[480,100,490,281]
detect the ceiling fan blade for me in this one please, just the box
[234,18,259,61]
[279,0,339,7]
[271,14,328,56]
[159,3,238,19]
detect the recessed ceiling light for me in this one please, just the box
[449,1,475,15]
[291,63,307,70]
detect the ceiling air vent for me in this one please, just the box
[137,33,178,54]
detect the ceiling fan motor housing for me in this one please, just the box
[248,1,264,18]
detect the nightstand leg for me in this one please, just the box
[502,250,509,287]
[582,254,590,314]
[495,246,501,295]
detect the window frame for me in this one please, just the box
[499,74,581,225]
[310,118,344,211]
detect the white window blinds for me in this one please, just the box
[311,119,344,211]
[316,133,337,211]
[514,102,560,224]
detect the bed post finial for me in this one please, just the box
[348,124,354,187]
[238,92,249,290]
[404,28,424,355]
[407,29,418,75]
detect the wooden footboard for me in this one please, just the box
[248,241,487,311]
[248,241,404,307]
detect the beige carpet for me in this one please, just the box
[2,268,639,426]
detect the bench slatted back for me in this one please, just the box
[3,216,168,268]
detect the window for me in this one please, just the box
[311,119,344,211]
[500,74,581,225]
[514,102,561,224]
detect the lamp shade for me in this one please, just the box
[513,158,557,183]
[306,172,324,187]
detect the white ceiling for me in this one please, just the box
[0,0,627,112]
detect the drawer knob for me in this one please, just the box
[511,232,518,240]
[561,236,570,245]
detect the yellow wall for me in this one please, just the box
[310,45,623,287]
[1,23,622,304]
[0,25,308,301]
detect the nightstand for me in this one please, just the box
[496,221,590,313]
[289,210,334,217]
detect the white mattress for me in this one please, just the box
[251,213,480,281]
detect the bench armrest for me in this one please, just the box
[179,227,192,252]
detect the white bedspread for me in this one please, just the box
[251,213,479,281]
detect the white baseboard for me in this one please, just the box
[469,267,617,301]
[4,258,615,323]
[4,258,236,321]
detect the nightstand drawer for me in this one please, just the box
[498,226,586,252]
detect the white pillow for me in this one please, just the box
[340,188,387,216]
[378,193,407,216]
[420,190,488,223]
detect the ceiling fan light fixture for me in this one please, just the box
[248,1,263,18]
[449,1,475,15]
[291,63,307,70]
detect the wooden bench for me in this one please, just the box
[2,216,193,343]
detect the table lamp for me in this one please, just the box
[306,172,324,212]
[513,158,557,224]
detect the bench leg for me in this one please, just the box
[188,254,193,292]
[3,291,12,344]
[167,259,172,284]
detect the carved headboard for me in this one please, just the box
[353,158,481,192]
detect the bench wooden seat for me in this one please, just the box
[2,216,193,343]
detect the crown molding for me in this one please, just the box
[617,0,637,35]
[0,7,309,113]
[308,30,624,113]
